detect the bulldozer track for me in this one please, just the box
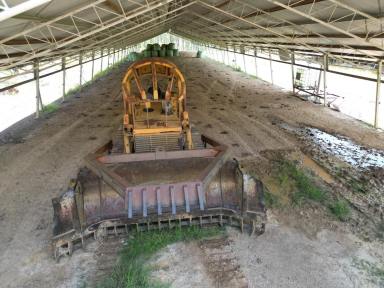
[200,236,248,288]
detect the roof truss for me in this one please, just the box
[0,0,383,71]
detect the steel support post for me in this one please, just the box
[316,68,322,102]
[375,60,382,128]
[254,47,258,78]
[79,51,83,90]
[100,48,104,71]
[113,48,116,65]
[233,49,237,68]
[62,57,66,101]
[269,49,273,84]
[107,48,110,67]
[243,53,246,74]
[91,50,95,80]
[323,54,328,107]
[33,60,42,118]
[291,51,295,94]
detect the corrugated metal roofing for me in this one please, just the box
[0,0,383,70]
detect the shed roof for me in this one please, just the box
[0,0,383,70]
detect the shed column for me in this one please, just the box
[375,60,382,128]
[107,48,110,67]
[33,60,43,118]
[291,51,295,95]
[323,54,328,107]
[242,47,246,73]
[269,48,274,84]
[62,57,66,102]
[100,48,104,71]
[79,51,83,89]
[254,47,258,77]
[91,50,95,80]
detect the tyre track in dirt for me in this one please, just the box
[199,236,248,288]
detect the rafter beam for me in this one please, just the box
[0,0,190,70]
[0,0,52,22]
[210,0,327,28]
[265,0,384,53]
[104,0,123,14]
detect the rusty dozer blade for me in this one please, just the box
[52,135,266,259]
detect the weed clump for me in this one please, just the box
[277,160,327,204]
[43,103,59,113]
[328,200,350,221]
[352,258,384,286]
[264,190,280,208]
[97,226,222,288]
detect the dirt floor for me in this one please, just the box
[150,223,384,288]
[0,57,383,288]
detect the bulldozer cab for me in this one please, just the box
[121,58,192,153]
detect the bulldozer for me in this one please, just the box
[52,58,266,259]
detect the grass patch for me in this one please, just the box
[97,226,223,288]
[64,84,81,98]
[348,178,368,194]
[328,200,350,221]
[233,65,242,72]
[334,167,368,194]
[353,258,384,285]
[264,190,281,208]
[277,160,327,205]
[43,103,59,114]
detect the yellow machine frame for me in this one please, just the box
[121,58,192,153]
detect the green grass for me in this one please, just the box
[348,178,368,194]
[264,190,281,208]
[328,200,350,221]
[65,84,81,97]
[277,160,327,205]
[334,167,368,194]
[43,103,59,113]
[233,65,242,72]
[353,258,384,285]
[275,159,356,222]
[97,226,223,288]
